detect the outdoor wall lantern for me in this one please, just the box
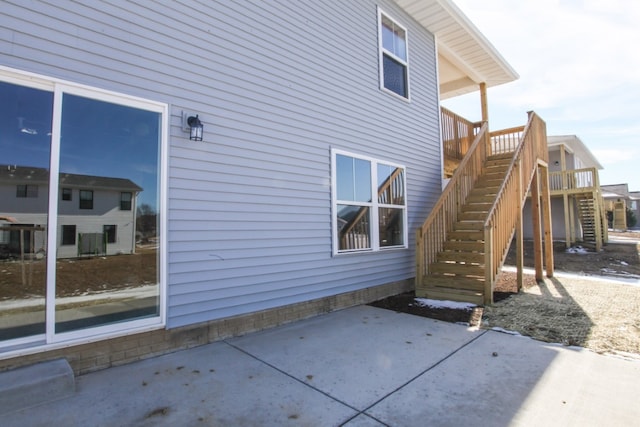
[187,115,203,141]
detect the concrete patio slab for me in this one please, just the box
[228,305,483,410]
[366,329,640,426]
[4,341,357,426]
[3,305,639,427]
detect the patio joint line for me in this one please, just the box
[358,329,490,417]
[223,340,362,414]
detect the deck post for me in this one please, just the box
[516,158,524,291]
[480,82,489,125]
[530,167,544,281]
[539,164,554,278]
[560,146,571,248]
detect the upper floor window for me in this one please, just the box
[17,184,38,198]
[332,149,408,254]
[378,9,409,99]
[120,192,132,210]
[62,188,72,201]
[79,190,93,209]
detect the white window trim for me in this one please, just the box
[331,148,408,255]
[377,7,411,101]
[0,65,168,358]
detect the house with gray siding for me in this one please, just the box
[0,0,517,374]
[521,135,607,249]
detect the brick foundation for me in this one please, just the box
[0,279,412,376]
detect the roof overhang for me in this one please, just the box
[547,135,604,170]
[393,0,519,99]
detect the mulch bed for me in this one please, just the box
[369,270,537,327]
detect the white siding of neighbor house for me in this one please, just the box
[1,0,442,328]
[0,183,138,258]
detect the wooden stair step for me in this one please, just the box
[419,285,484,305]
[429,262,485,277]
[487,153,514,160]
[462,202,492,213]
[447,230,484,241]
[443,241,484,252]
[458,212,488,221]
[437,251,485,264]
[465,197,495,206]
[453,220,484,231]
[425,275,485,291]
[475,177,503,186]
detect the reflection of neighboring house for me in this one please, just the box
[0,165,141,258]
[522,135,607,250]
[601,183,640,231]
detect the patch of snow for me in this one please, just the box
[619,260,629,266]
[413,298,476,310]
[491,327,522,336]
[565,246,589,254]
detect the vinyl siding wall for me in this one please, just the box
[1,0,442,329]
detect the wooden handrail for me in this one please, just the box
[441,107,482,160]
[483,112,548,299]
[416,122,489,281]
[548,167,598,193]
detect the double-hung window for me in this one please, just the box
[378,9,409,99]
[332,150,407,254]
[79,190,93,209]
[120,192,132,210]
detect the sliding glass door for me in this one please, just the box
[0,70,165,350]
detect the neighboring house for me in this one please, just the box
[0,0,519,374]
[0,165,141,258]
[601,183,640,230]
[521,135,607,249]
[631,191,640,229]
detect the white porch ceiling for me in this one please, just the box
[394,0,519,99]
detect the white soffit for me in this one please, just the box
[393,0,519,99]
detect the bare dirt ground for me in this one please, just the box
[371,230,640,357]
[0,248,157,300]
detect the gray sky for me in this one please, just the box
[442,0,640,192]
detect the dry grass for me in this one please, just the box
[483,273,640,357]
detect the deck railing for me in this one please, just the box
[490,126,525,155]
[441,107,482,161]
[416,122,490,282]
[548,167,598,194]
[483,112,548,301]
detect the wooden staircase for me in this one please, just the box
[576,196,597,247]
[425,154,512,304]
[416,111,553,305]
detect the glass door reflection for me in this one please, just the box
[55,93,160,333]
[0,82,53,342]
